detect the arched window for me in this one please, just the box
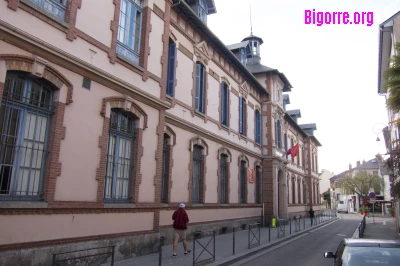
[161,134,171,203]
[219,154,228,203]
[240,160,247,204]
[292,177,296,204]
[104,109,136,201]
[192,145,204,203]
[0,71,54,199]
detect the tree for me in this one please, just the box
[336,171,385,206]
[385,42,400,113]
[323,189,331,208]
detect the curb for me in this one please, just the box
[207,217,340,266]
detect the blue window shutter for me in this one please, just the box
[166,43,176,96]
[256,111,261,144]
[284,133,288,151]
[277,120,281,148]
[200,65,205,113]
[221,83,225,124]
[239,96,243,134]
[224,84,228,125]
[195,64,201,111]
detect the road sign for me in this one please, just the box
[370,198,376,204]
[369,192,376,199]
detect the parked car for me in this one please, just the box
[324,238,400,266]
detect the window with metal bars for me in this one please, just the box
[0,71,54,200]
[219,154,228,204]
[29,0,67,21]
[117,0,143,65]
[255,166,261,204]
[292,178,296,204]
[298,179,301,204]
[192,145,203,203]
[104,109,135,202]
[240,160,246,204]
[161,134,170,203]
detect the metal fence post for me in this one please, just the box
[111,246,115,266]
[158,237,164,266]
[213,231,216,261]
[52,254,56,266]
[193,233,196,266]
[233,227,235,255]
[269,222,271,242]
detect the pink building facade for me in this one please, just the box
[0,0,321,264]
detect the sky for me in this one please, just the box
[207,0,400,175]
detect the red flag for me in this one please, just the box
[290,144,299,157]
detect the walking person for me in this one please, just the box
[172,203,191,257]
[309,207,315,226]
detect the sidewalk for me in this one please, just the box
[101,211,338,266]
[361,215,400,240]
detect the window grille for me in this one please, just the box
[104,109,135,201]
[161,135,170,203]
[255,166,261,204]
[29,0,66,20]
[0,71,54,200]
[82,77,91,90]
[219,154,228,203]
[240,161,246,204]
[192,145,203,203]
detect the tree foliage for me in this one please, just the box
[385,43,400,113]
[336,171,385,200]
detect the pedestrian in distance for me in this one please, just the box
[309,207,315,226]
[172,203,191,257]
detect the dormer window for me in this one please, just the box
[187,0,208,23]
[240,48,247,65]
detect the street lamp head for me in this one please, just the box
[376,137,380,141]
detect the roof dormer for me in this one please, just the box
[185,0,217,24]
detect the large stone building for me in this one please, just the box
[0,0,321,264]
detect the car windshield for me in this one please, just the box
[342,246,400,266]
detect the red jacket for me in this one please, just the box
[172,208,189,230]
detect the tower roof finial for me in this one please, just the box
[249,0,253,35]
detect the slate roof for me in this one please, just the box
[330,158,379,182]
[226,41,249,50]
[287,109,301,117]
[245,64,292,92]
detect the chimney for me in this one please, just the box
[356,161,360,166]
[349,163,352,170]
[362,160,366,164]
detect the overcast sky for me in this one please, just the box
[207,0,400,175]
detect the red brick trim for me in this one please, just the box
[154,109,166,203]
[75,29,110,53]
[109,0,121,64]
[0,228,156,252]
[159,215,261,229]
[162,126,176,204]
[6,0,18,11]
[65,0,82,41]
[217,147,232,204]
[0,54,73,104]
[187,137,208,205]
[160,1,172,101]
[96,117,109,202]
[140,6,151,81]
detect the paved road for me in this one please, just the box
[234,214,360,266]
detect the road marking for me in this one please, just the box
[337,234,347,236]
[383,221,386,225]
